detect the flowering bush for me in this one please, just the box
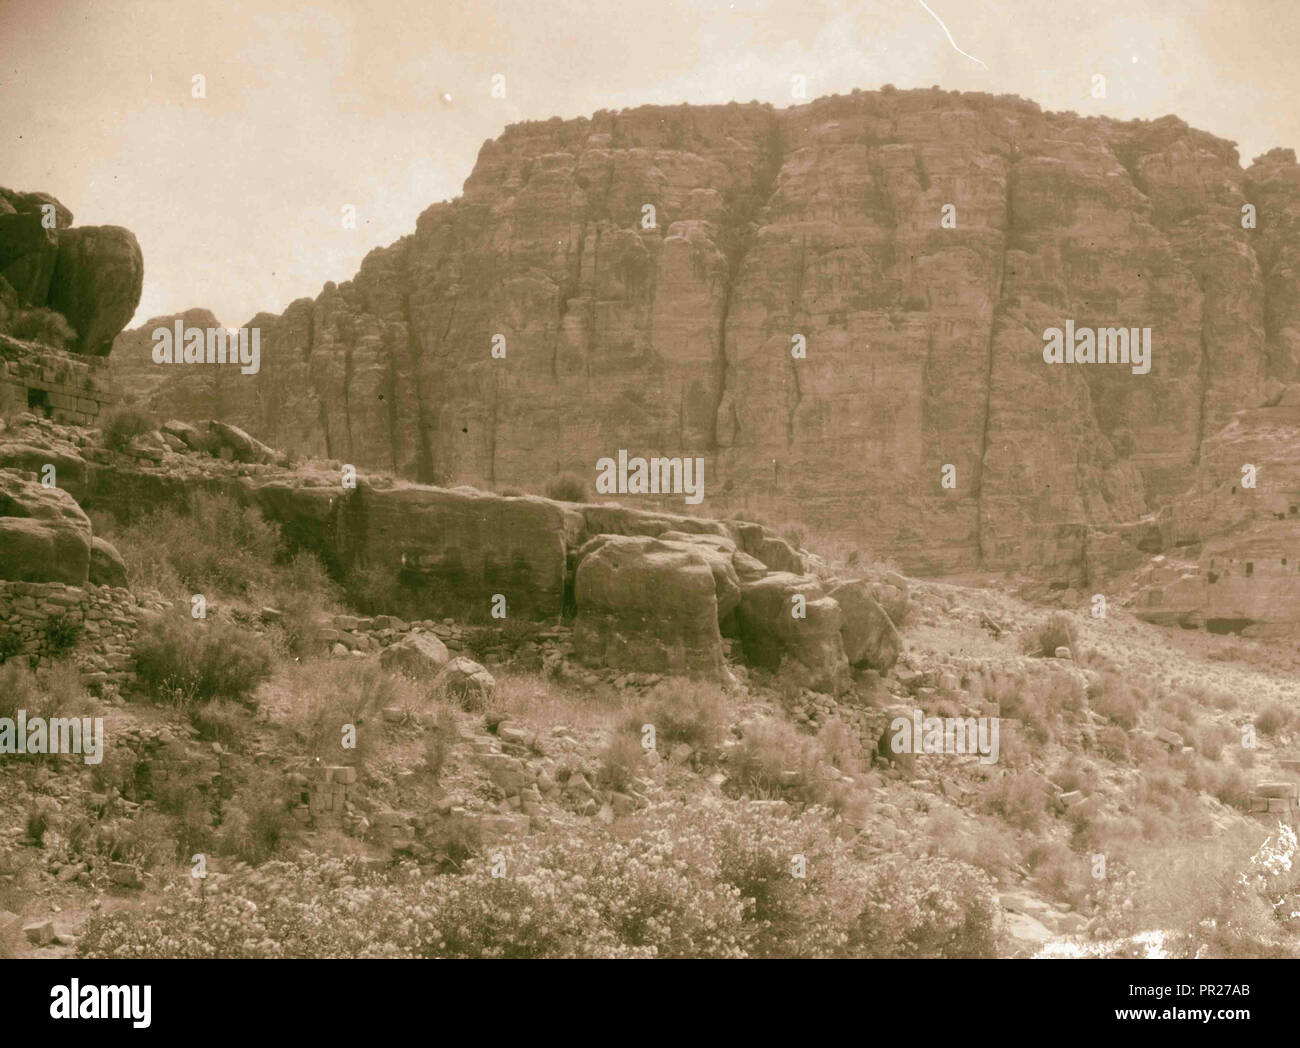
[1239,822,1300,922]
[77,801,1001,958]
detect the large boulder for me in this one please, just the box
[657,530,741,619]
[728,522,806,574]
[47,225,143,355]
[439,656,496,703]
[827,579,901,672]
[0,469,92,585]
[573,534,723,678]
[203,419,278,464]
[379,631,450,677]
[0,189,72,229]
[736,572,850,695]
[0,209,58,306]
[89,536,128,588]
[331,482,570,621]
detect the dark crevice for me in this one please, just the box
[974,161,1015,569]
[402,290,436,484]
[711,114,784,450]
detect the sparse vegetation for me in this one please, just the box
[132,617,273,705]
[101,407,157,451]
[7,306,75,348]
[1026,612,1078,658]
[543,472,587,502]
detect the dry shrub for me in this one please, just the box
[1025,612,1078,658]
[630,681,732,752]
[981,771,1047,831]
[272,659,419,765]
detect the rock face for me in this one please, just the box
[573,534,724,677]
[110,309,223,408]
[379,630,450,677]
[0,209,59,306]
[106,90,1300,579]
[252,477,572,621]
[1131,383,1300,636]
[89,536,128,588]
[827,579,900,672]
[0,470,92,585]
[47,226,144,356]
[0,187,142,358]
[736,572,850,694]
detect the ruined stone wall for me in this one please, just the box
[0,336,115,426]
[0,580,140,683]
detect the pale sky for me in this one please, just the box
[3,0,1296,328]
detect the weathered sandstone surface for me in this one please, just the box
[0,188,142,356]
[108,89,1300,581]
[0,410,902,685]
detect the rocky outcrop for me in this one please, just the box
[110,309,223,408]
[1129,382,1300,635]
[106,89,1300,581]
[0,469,92,586]
[89,536,128,588]
[0,208,58,306]
[827,579,900,672]
[572,534,724,678]
[0,412,905,690]
[0,187,141,357]
[736,572,850,694]
[47,226,144,356]
[379,630,450,676]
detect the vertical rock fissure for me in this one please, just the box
[402,290,436,484]
[383,349,400,474]
[1193,284,1211,465]
[786,354,802,447]
[554,213,588,381]
[342,331,355,464]
[488,364,499,489]
[710,113,784,451]
[974,162,1015,569]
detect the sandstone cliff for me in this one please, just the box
[109,88,1300,577]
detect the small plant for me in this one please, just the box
[544,472,587,503]
[0,629,22,663]
[1027,612,1078,658]
[133,617,272,705]
[630,681,731,752]
[101,408,157,452]
[423,814,482,873]
[188,700,247,748]
[982,771,1047,831]
[216,773,291,866]
[1255,705,1291,736]
[7,307,75,348]
[43,612,82,655]
[1096,725,1131,762]
[25,805,49,847]
[598,733,645,792]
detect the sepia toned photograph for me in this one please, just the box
[0,0,1296,1023]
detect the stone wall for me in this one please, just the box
[0,335,115,426]
[0,580,140,684]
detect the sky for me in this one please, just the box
[3,0,1297,328]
